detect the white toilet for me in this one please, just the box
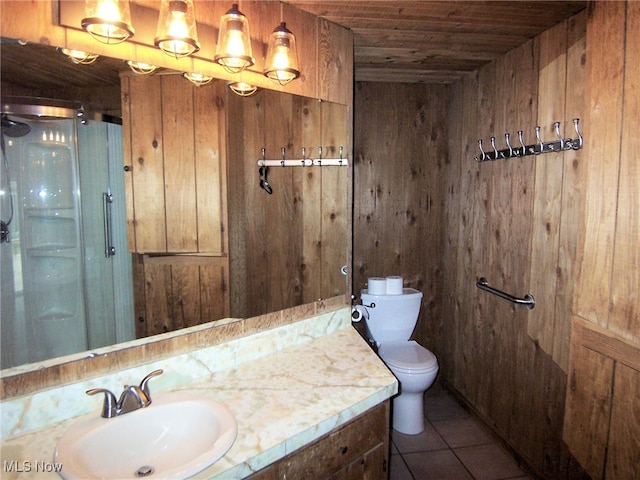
[357,287,439,435]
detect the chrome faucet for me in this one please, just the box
[86,369,164,418]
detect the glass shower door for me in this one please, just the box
[1,107,134,369]
[16,118,88,362]
[77,119,134,348]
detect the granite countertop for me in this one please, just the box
[1,316,398,479]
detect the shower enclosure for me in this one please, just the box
[1,100,134,369]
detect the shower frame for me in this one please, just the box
[0,98,134,369]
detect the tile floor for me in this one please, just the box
[389,382,533,480]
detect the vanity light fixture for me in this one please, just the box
[154,0,201,58]
[214,4,255,73]
[81,0,134,44]
[58,48,99,65]
[127,61,159,75]
[182,72,213,86]
[263,22,300,85]
[228,81,258,96]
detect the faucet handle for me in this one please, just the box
[86,388,118,418]
[139,369,164,398]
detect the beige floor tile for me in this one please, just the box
[403,450,474,480]
[432,417,494,448]
[453,444,527,480]
[424,384,471,422]
[390,385,528,479]
[391,441,399,455]
[389,454,414,480]
[392,422,448,453]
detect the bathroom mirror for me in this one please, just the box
[0,39,349,372]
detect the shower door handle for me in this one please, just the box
[102,192,116,258]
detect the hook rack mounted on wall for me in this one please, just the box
[257,146,349,167]
[474,118,583,162]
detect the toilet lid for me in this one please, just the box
[378,341,438,372]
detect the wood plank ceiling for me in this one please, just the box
[288,0,587,83]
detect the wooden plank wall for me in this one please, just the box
[573,3,639,344]
[564,3,640,479]
[441,21,584,474]
[354,11,595,479]
[227,90,349,318]
[353,82,449,348]
[440,13,590,478]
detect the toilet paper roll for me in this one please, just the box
[367,277,387,295]
[386,276,404,294]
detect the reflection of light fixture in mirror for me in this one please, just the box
[214,4,254,73]
[182,72,213,86]
[154,0,200,58]
[263,22,300,85]
[228,81,258,96]
[58,48,99,65]
[81,0,134,44]
[127,61,159,75]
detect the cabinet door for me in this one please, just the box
[122,75,164,253]
[132,254,230,338]
[121,75,227,254]
[327,442,388,480]
[248,401,389,480]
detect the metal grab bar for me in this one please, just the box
[476,277,535,310]
[102,192,115,258]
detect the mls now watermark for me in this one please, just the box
[3,460,63,473]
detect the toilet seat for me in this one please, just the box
[378,341,438,374]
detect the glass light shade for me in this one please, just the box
[214,4,254,73]
[59,48,99,65]
[183,72,213,86]
[263,22,300,85]
[154,0,201,58]
[127,61,158,75]
[81,0,134,44]
[228,81,258,96]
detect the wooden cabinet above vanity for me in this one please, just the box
[121,76,231,336]
[121,75,228,255]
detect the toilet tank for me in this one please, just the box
[360,288,423,342]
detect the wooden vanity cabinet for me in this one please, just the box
[248,401,390,480]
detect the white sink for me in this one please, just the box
[54,392,237,479]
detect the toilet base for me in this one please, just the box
[391,391,425,435]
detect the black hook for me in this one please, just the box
[259,147,273,194]
[259,166,273,194]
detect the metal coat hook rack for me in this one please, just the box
[474,118,583,162]
[257,146,349,167]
